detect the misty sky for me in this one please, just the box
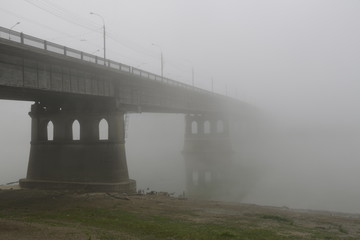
[1,0,360,213]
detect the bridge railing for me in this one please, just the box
[0,26,224,98]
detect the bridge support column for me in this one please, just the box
[183,114,233,199]
[19,102,136,193]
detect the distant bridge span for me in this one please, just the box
[0,26,254,196]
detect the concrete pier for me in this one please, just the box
[183,114,233,199]
[20,102,136,193]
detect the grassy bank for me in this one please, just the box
[0,189,359,239]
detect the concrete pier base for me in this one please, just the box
[19,179,136,192]
[183,114,233,199]
[20,102,136,193]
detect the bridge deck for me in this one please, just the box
[0,26,247,115]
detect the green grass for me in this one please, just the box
[2,206,358,240]
[260,214,294,224]
[0,191,359,240]
[2,207,286,240]
[338,225,348,234]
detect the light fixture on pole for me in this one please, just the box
[152,43,164,78]
[90,12,106,62]
[9,22,20,40]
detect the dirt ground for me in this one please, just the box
[1,186,360,239]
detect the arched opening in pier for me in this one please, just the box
[191,121,198,134]
[47,121,54,141]
[99,118,109,140]
[72,120,80,140]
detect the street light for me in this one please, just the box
[152,43,164,78]
[9,22,20,40]
[90,12,106,62]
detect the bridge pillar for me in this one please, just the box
[183,114,233,199]
[19,102,136,192]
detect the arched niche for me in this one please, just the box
[99,118,109,140]
[191,121,198,134]
[47,121,54,141]
[72,120,80,140]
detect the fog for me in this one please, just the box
[1,0,360,213]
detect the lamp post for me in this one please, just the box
[9,22,20,40]
[152,43,164,78]
[90,12,106,62]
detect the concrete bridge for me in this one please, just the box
[0,26,254,197]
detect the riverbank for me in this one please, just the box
[0,188,360,239]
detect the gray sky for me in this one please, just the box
[1,0,360,213]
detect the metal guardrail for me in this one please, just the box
[0,26,216,96]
